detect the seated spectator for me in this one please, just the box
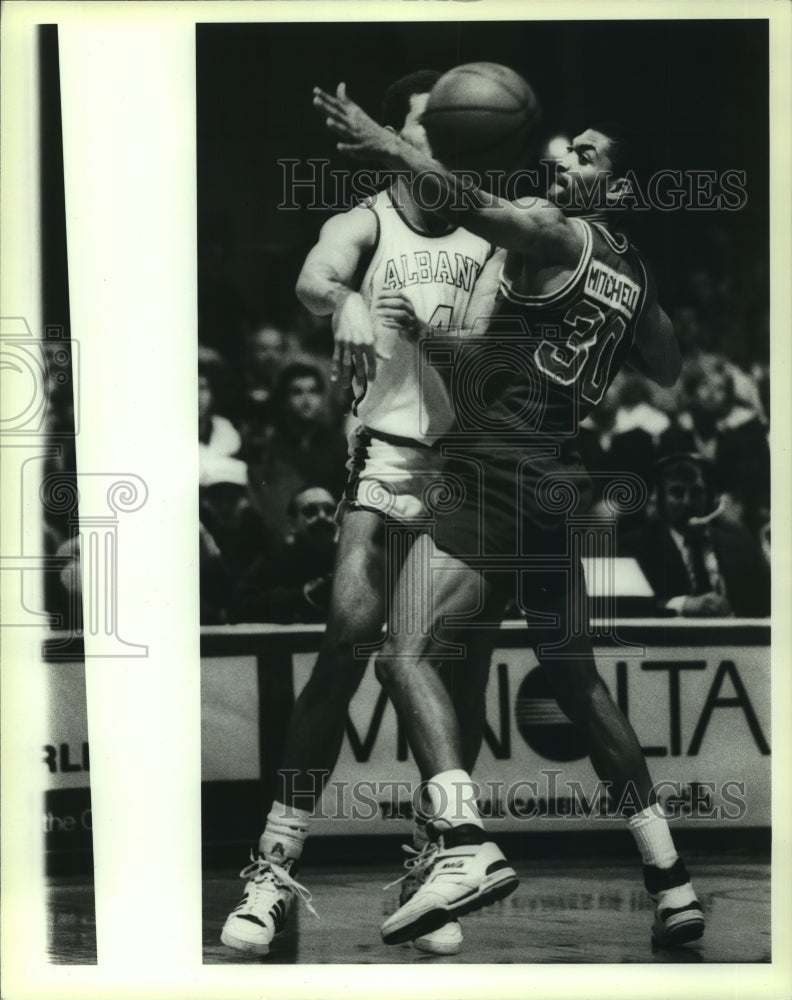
[758,516,771,568]
[199,521,230,625]
[659,358,769,529]
[199,455,279,602]
[603,427,657,532]
[671,305,766,420]
[247,362,349,537]
[241,323,290,414]
[580,376,660,529]
[199,346,241,458]
[618,453,770,618]
[610,373,671,444]
[231,486,338,624]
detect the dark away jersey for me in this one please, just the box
[433,218,651,565]
[450,217,649,442]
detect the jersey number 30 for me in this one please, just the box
[534,299,627,406]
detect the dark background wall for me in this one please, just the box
[196,18,769,356]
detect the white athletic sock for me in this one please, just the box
[425,769,484,829]
[259,802,311,868]
[627,804,679,869]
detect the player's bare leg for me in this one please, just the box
[372,534,502,954]
[531,620,653,805]
[441,650,495,776]
[276,509,391,804]
[528,587,704,947]
[222,509,392,954]
[376,534,506,776]
[375,535,518,944]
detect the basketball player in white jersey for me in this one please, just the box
[221,71,502,958]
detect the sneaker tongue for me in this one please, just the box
[264,850,294,873]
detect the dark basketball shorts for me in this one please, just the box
[432,443,592,604]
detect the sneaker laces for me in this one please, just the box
[239,852,319,919]
[382,840,440,892]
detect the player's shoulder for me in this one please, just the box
[587,220,652,292]
[587,218,632,255]
[318,201,379,245]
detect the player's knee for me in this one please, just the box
[373,652,393,688]
[373,650,405,691]
[324,614,380,663]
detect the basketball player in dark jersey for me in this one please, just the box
[314,84,704,951]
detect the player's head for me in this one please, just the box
[381,70,442,155]
[547,122,634,214]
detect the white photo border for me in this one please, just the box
[1,1,790,998]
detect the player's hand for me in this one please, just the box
[374,292,428,343]
[681,592,732,617]
[313,83,399,160]
[331,292,377,388]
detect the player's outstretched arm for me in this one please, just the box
[313,84,581,266]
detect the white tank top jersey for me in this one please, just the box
[353,189,493,445]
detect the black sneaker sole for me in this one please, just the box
[382,874,519,945]
[652,917,705,948]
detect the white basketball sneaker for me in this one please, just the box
[221,852,318,955]
[391,845,464,956]
[381,823,518,946]
[644,858,705,947]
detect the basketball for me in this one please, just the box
[421,63,541,176]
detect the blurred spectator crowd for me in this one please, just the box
[43,228,772,629]
[194,270,771,623]
[197,320,349,625]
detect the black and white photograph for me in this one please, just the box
[1,2,790,997]
[197,14,775,967]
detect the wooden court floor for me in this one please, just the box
[45,858,770,965]
[201,858,770,965]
